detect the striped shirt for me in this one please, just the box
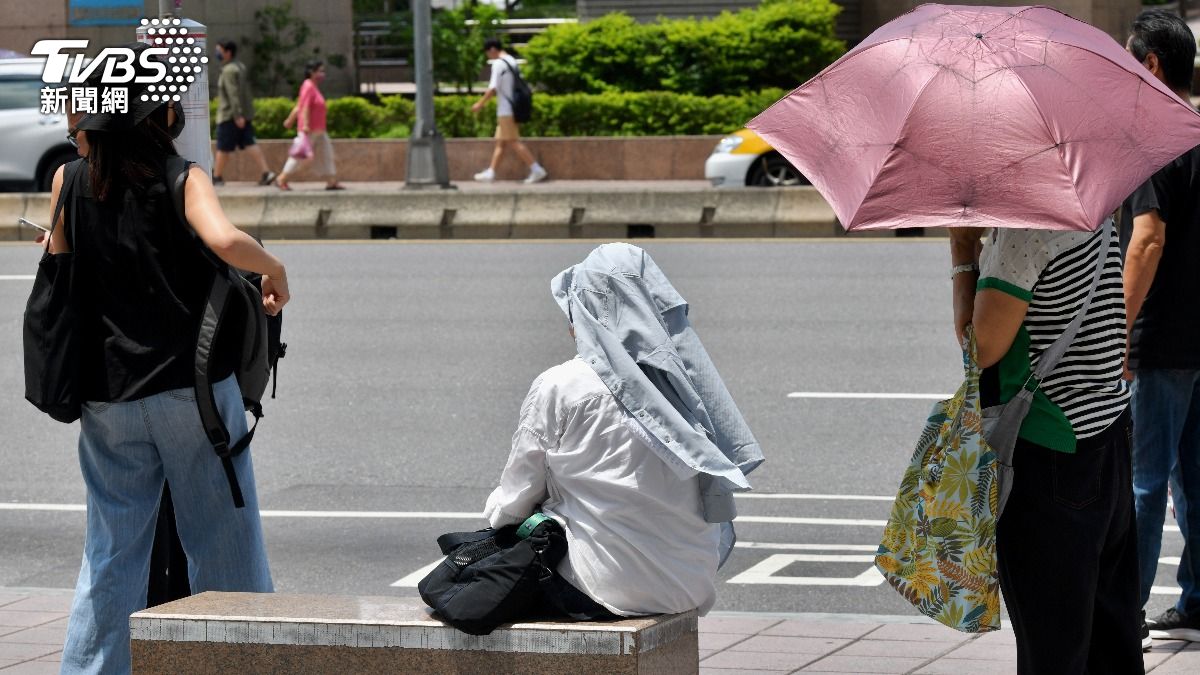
[978,220,1129,451]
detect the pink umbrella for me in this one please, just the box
[747,4,1200,231]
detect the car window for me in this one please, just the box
[0,78,46,111]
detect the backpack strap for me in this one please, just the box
[500,57,522,106]
[166,157,248,509]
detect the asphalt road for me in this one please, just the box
[0,239,1185,617]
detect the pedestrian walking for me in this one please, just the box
[1122,9,1200,646]
[276,60,343,191]
[948,220,1139,673]
[470,37,547,183]
[212,40,276,187]
[39,52,287,675]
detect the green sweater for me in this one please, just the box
[216,61,254,123]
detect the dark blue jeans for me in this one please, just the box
[1131,368,1200,613]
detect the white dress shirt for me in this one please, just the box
[484,356,721,616]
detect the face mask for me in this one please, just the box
[215,48,224,61]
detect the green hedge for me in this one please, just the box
[521,0,845,96]
[211,89,785,139]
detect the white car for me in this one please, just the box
[0,58,76,192]
[704,129,808,188]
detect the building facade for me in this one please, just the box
[577,0,1144,43]
[0,0,355,95]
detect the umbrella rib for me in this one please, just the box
[846,67,947,229]
[1039,35,1200,115]
[1003,66,1091,229]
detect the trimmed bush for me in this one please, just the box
[250,98,297,138]
[207,89,785,140]
[522,0,844,96]
[325,97,387,138]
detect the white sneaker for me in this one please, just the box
[473,168,495,182]
[524,165,548,184]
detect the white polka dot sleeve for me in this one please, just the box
[978,227,1091,301]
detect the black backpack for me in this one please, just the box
[165,156,286,508]
[502,58,533,124]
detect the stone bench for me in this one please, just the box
[129,592,698,674]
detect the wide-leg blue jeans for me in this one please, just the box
[60,376,273,675]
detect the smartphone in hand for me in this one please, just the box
[18,217,50,235]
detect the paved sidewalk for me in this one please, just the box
[3,587,1198,673]
[215,179,715,194]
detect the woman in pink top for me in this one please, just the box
[277,60,343,190]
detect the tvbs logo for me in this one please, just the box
[32,24,207,115]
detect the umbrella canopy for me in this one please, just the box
[747,4,1200,231]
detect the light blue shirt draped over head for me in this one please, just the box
[551,243,765,564]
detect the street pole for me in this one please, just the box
[405,0,453,189]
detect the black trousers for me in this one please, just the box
[997,411,1143,675]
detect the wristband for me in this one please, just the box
[951,263,980,279]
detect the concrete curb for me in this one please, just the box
[1,185,856,241]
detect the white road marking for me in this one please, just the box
[0,504,1185,535]
[737,516,888,527]
[259,509,483,520]
[1161,556,1181,565]
[391,559,443,588]
[0,275,35,281]
[0,503,482,520]
[737,493,895,502]
[727,553,885,586]
[1152,586,1184,595]
[787,392,950,400]
[735,542,878,552]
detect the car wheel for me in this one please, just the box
[746,152,808,187]
[37,148,78,192]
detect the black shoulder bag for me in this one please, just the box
[418,515,567,635]
[23,159,87,423]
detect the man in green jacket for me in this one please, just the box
[213,41,275,186]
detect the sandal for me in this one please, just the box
[276,181,292,191]
[325,183,345,191]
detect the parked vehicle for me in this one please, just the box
[0,59,76,192]
[704,128,808,188]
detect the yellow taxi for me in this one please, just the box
[704,128,808,188]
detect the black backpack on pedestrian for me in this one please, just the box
[502,58,533,124]
[165,156,286,508]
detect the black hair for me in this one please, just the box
[303,59,324,79]
[1129,9,1196,92]
[483,37,503,52]
[219,40,237,58]
[77,101,178,203]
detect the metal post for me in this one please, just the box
[405,0,453,189]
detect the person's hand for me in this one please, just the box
[261,273,290,316]
[35,231,46,248]
[235,116,246,129]
[301,126,311,134]
[471,100,484,114]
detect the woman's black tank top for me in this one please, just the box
[66,161,236,402]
